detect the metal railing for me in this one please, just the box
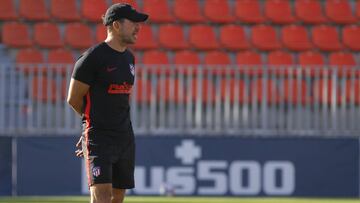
[0,63,359,137]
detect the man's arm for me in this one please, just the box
[67,78,90,117]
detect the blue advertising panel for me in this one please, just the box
[17,137,82,195]
[124,137,358,197]
[0,137,12,195]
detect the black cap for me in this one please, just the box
[103,3,148,25]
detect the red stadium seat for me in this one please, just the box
[251,25,281,51]
[157,79,186,103]
[204,0,235,23]
[342,25,360,51]
[143,50,169,75]
[0,0,17,20]
[325,0,356,24]
[95,24,107,43]
[143,0,174,23]
[112,0,138,8]
[313,79,341,105]
[2,22,32,48]
[235,0,264,24]
[298,51,325,77]
[48,49,74,74]
[265,0,295,24]
[219,24,249,51]
[268,51,294,65]
[31,76,57,103]
[158,24,189,50]
[34,23,62,49]
[135,78,152,103]
[236,51,263,76]
[64,23,94,49]
[19,0,49,21]
[294,0,327,24]
[221,79,246,103]
[329,52,356,66]
[281,25,312,51]
[50,0,81,21]
[82,0,107,22]
[132,25,157,50]
[204,51,231,65]
[174,51,201,75]
[250,79,280,104]
[189,25,219,51]
[174,0,205,23]
[356,1,360,20]
[16,49,45,74]
[312,25,342,51]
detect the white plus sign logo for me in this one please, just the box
[175,139,202,165]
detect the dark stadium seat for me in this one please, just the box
[31,76,57,103]
[312,25,342,51]
[174,0,205,23]
[294,0,327,24]
[281,25,312,51]
[82,0,108,22]
[189,25,219,51]
[204,0,235,23]
[219,24,249,51]
[342,25,360,51]
[16,49,45,74]
[158,24,189,50]
[95,24,107,43]
[235,0,264,24]
[48,49,74,74]
[2,22,32,48]
[251,25,281,51]
[132,25,157,50]
[112,0,138,8]
[264,0,295,24]
[325,0,356,24]
[250,79,280,104]
[157,79,186,103]
[50,0,81,21]
[19,0,49,21]
[220,79,246,103]
[281,79,308,105]
[64,23,94,49]
[268,51,294,65]
[34,23,62,49]
[0,0,17,20]
[143,0,174,23]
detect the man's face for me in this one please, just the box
[113,19,140,45]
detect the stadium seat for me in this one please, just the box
[2,22,32,48]
[251,25,281,51]
[131,25,157,50]
[264,0,295,24]
[96,24,107,43]
[298,51,325,77]
[34,23,62,49]
[143,50,169,75]
[158,24,189,50]
[174,51,201,75]
[174,0,206,23]
[281,25,312,51]
[82,0,108,22]
[268,51,294,65]
[235,0,265,24]
[16,49,45,74]
[64,23,94,49]
[312,25,342,51]
[325,0,356,24]
[157,79,186,103]
[112,0,138,8]
[135,78,152,103]
[48,49,74,74]
[50,0,81,21]
[219,24,249,51]
[281,79,308,105]
[204,0,235,23]
[294,0,327,24]
[143,0,174,23]
[329,52,356,67]
[356,1,360,20]
[313,79,341,105]
[204,51,231,75]
[236,51,263,76]
[220,79,246,103]
[19,0,49,21]
[0,0,17,20]
[189,25,219,51]
[250,79,280,104]
[31,76,57,103]
[342,25,360,51]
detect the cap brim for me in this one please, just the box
[128,12,148,22]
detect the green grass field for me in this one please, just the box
[0,196,359,203]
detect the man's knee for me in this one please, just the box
[112,189,126,203]
[90,184,112,203]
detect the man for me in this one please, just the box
[67,3,148,203]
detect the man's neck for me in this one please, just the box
[104,37,127,52]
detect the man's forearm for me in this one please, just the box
[68,99,84,117]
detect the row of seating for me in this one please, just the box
[15,49,358,67]
[1,0,360,24]
[3,22,360,51]
[30,76,360,105]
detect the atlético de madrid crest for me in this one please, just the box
[129,64,135,76]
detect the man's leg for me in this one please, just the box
[112,188,126,203]
[90,183,112,203]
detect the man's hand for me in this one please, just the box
[75,136,84,158]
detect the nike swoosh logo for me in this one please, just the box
[106,67,117,72]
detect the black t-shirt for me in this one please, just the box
[72,42,135,137]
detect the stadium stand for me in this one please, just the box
[203,0,235,23]
[188,25,219,50]
[312,25,342,51]
[264,0,295,24]
[81,0,107,22]
[251,24,281,51]
[158,24,189,50]
[0,0,17,20]
[2,22,32,48]
[281,25,312,51]
[34,23,62,49]
[132,24,157,50]
[50,0,81,22]
[64,23,94,49]
[235,0,264,24]
[112,0,138,8]
[142,0,174,23]
[325,0,357,24]
[342,25,360,51]
[219,24,249,51]
[268,51,294,65]
[294,0,327,24]
[19,0,49,21]
[173,0,205,23]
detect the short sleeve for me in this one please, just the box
[72,51,98,85]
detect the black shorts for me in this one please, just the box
[82,131,135,189]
